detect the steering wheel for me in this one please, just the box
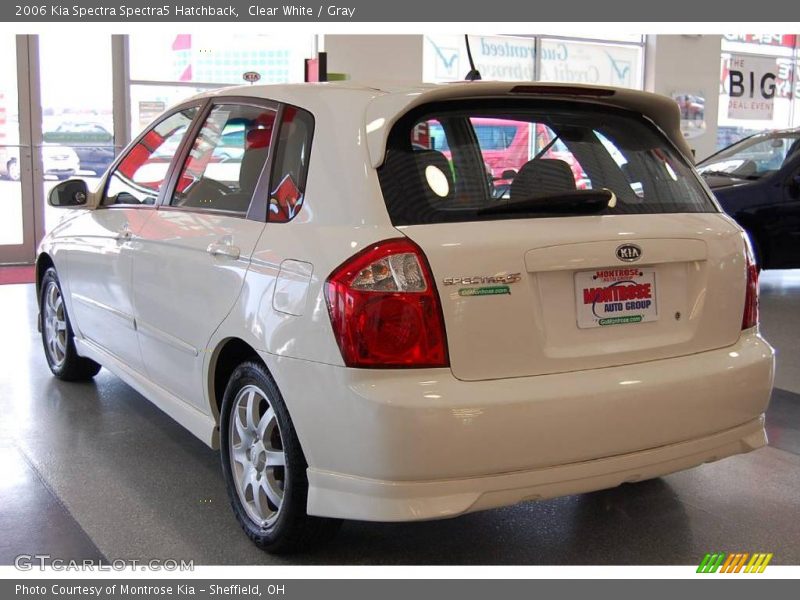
[176,177,230,209]
[197,178,230,197]
[733,159,758,178]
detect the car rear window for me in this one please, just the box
[378,100,717,225]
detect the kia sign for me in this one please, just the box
[727,54,777,120]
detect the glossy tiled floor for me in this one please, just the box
[1,274,799,565]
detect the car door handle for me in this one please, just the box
[207,241,241,260]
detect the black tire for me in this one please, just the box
[39,267,101,381]
[220,361,341,553]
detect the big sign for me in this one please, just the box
[726,54,779,120]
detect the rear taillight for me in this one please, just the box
[742,235,759,330]
[325,238,449,368]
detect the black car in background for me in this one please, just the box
[698,130,800,269]
[43,122,116,175]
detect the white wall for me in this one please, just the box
[323,35,424,82]
[645,35,723,160]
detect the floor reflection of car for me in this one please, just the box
[43,122,115,175]
[0,144,80,181]
[698,129,800,268]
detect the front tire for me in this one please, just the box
[39,267,101,381]
[220,361,341,553]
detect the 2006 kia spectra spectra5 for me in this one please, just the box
[36,82,774,553]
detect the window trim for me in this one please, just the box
[98,99,207,211]
[249,102,284,223]
[157,96,281,222]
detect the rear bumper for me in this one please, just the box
[264,330,773,521]
[307,416,766,521]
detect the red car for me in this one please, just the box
[422,117,590,189]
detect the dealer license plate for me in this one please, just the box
[575,267,658,329]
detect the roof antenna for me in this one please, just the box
[464,35,482,81]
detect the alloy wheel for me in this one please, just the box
[228,384,288,527]
[43,281,67,368]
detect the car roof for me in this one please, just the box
[189,81,693,165]
[746,128,800,137]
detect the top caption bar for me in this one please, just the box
[1,0,796,22]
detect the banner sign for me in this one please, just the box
[726,54,778,120]
[723,34,797,48]
[539,39,641,88]
[424,35,535,82]
[423,35,641,88]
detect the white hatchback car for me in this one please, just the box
[38,82,774,553]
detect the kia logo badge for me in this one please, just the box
[616,244,642,262]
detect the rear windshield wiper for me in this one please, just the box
[700,170,761,181]
[477,189,614,216]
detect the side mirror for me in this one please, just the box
[501,169,517,180]
[48,179,89,208]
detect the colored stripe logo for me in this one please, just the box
[697,552,773,573]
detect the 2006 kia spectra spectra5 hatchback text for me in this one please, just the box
[37,82,775,553]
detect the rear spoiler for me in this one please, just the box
[364,82,693,167]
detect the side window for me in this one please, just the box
[473,123,517,151]
[103,107,198,206]
[268,106,314,223]
[170,104,277,215]
[417,120,450,152]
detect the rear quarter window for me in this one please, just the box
[268,105,314,223]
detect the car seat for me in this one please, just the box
[510,158,576,201]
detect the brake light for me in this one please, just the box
[742,236,759,330]
[325,238,449,368]
[510,85,616,97]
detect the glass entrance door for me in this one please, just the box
[0,36,35,265]
[39,34,114,236]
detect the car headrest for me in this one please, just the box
[511,158,576,201]
[246,127,272,150]
[414,149,454,202]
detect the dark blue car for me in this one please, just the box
[698,130,800,269]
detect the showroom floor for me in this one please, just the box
[0,273,799,566]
